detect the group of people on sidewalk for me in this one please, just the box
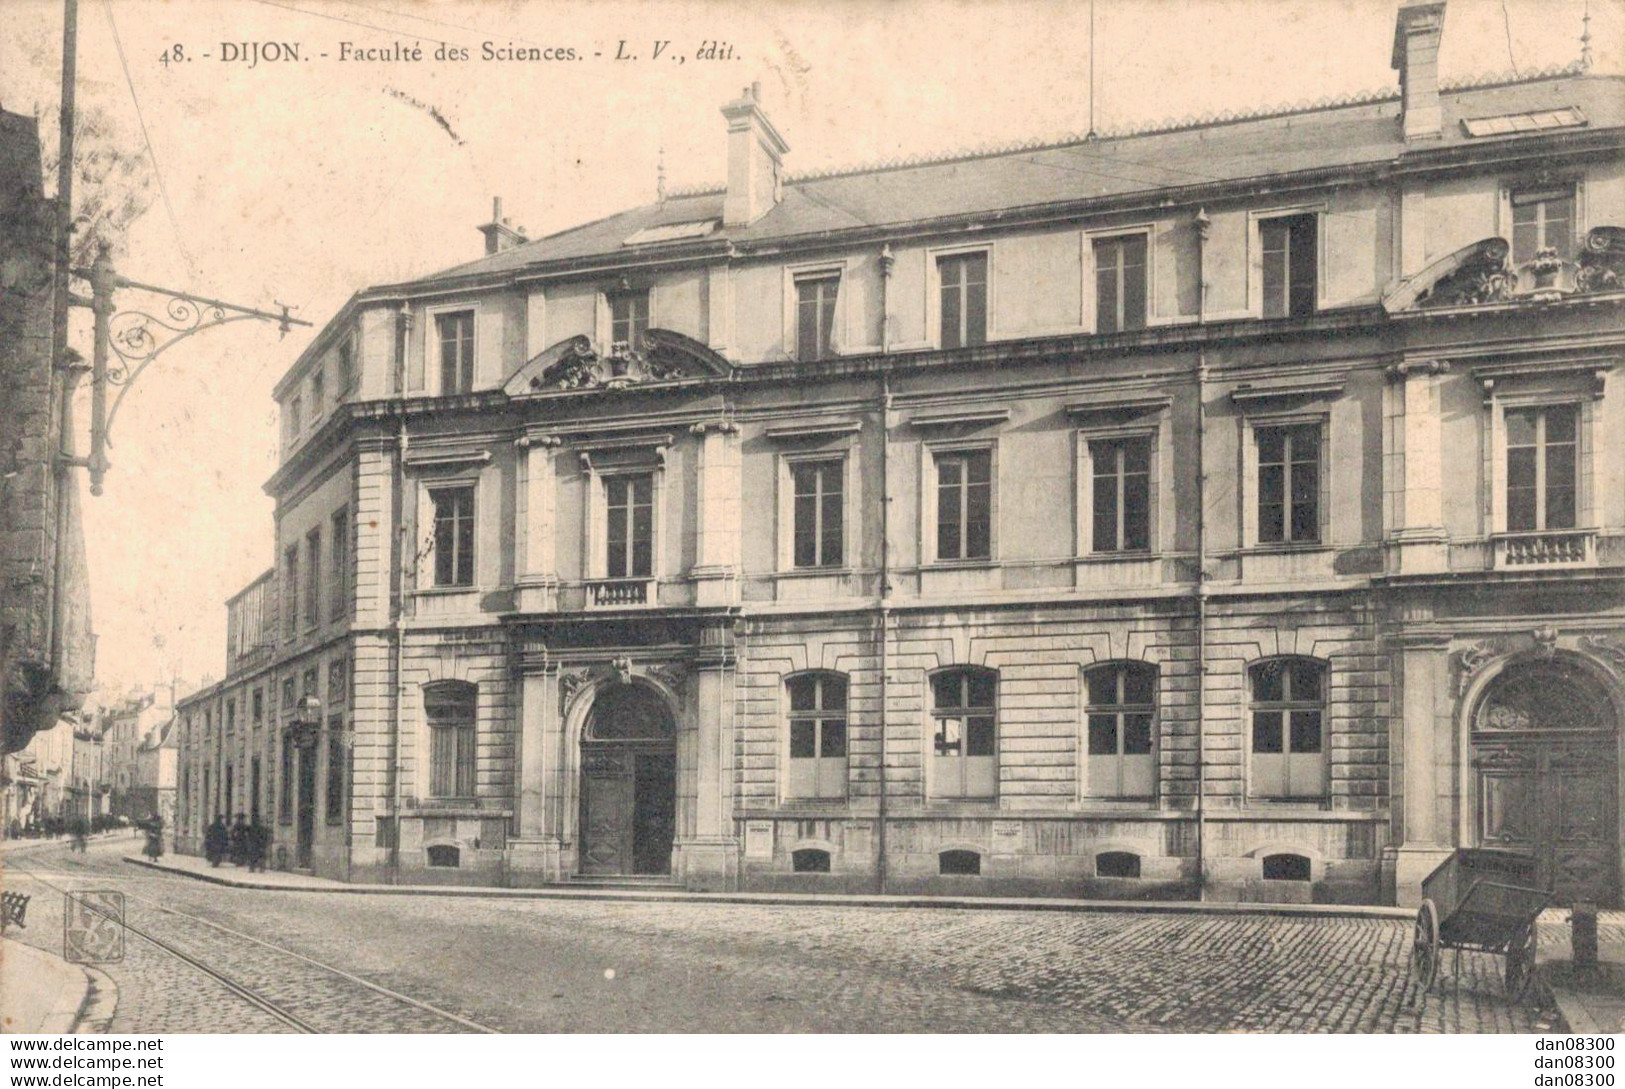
[203,813,271,872]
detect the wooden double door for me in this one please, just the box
[1475,736,1618,906]
[580,744,676,876]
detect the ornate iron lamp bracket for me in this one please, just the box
[70,248,313,495]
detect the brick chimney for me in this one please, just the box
[1392,0,1447,142]
[720,82,789,228]
[478,197,527,255]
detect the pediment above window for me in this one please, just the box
[1383,228,1625,313]
[503,329,732,396]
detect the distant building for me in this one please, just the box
[133,718,178,828]
[178,2,1625,905]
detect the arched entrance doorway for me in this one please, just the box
[579,683,676,876]
[1472,657,1619,905]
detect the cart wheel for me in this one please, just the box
[1504,923,1537,1002]
[1411,900,1440,995]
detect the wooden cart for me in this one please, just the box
[1409,847,1550,1001]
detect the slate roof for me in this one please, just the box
[400,69,1624,290]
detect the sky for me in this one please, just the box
[0,0,1617,697]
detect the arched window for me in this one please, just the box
[1096,851,1142,879]
[931,668,997,799]
[1262,853,1311,882]
[1477,659,1611,733]
[786,673,848,799]
[425,681,477,799]
[792,848,832,873]
[426,844,460,868]
[939,849,981,876]
[587,683,672,741]
[1249,658,1326,800]
[1084,662,1158,798]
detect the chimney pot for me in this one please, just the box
[721,83,790,227]
[1392,0,1446,143]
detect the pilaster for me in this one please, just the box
[515,434,560,613]
[691,422,741,607]
[1391,633,1453,906]
[1384,359,1450,576]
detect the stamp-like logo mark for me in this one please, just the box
[63,890,125,964]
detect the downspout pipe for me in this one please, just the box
[389,302,411,883]
[876,244,894,895]
[1192,208,1210,900]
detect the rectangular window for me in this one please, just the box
[1256,423,1321,544]
[1506,405,1578,532]
[795,275,839,362]
[336,338,354,394]
[430,486,476,587]
[250,757,261,823]
[786,674,848,799]
[325,716,345,823]
[310,368,325,415]
[330,508,349,621]
[283,545,299,637]
[436,310,475,394]
[281,676,296,715]
[935,449,992,561]
[605,474,654,579]
[225,698,236,732]
[304,528,321,629]
[1093,235,1147,334]
[938,252,988,349]
[288,396,302,438]
[930,669,997,799]
[1261,213,1318,318]
[1250,660,1327,799]
[279,740,293,821]
[1511,188,1575,264]
[610,292,649,351]
[252,688,264,727]
[1090,436,1151,552]
[427,690,477,799]
[1085,664,1157,799]
[791,459,844,568]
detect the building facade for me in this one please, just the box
[176,1,1625,905]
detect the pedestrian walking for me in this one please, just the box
[142,817,165,861]
[230,813,249,866]
[247,816,269,872]
[204,814,229,866]
[70,818,87,853]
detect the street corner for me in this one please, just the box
[0,935,99,1033]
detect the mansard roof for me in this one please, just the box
[399,70,1623,290]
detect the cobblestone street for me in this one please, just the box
[3,842,1564,1033]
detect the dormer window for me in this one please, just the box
[1512,187,1574,263]
[1261,213,1318,318]
[795,273,839,362]
[436,310,475,395]
[610,291,649,353]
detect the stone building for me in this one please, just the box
[176,1,1625,905]
[0,107,94,757]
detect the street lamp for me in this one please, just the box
[286,695,323,750]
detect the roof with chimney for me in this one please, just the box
[392,67,1622,292]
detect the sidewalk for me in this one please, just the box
[125,849,1416,919]
[0,938,100,1033]
[1538,909,1625,1034]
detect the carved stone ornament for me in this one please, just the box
[1388,228,1625,313]
[647,663,687,695]
[1419,238,1518,308]
[1454,638,1505,695]
[503,330,732,395]
[1576,226,1625,294]
[1531,625,1560,658]
[558,669,591,713]
[1579,634,1625,670]
[611,657,635,685]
